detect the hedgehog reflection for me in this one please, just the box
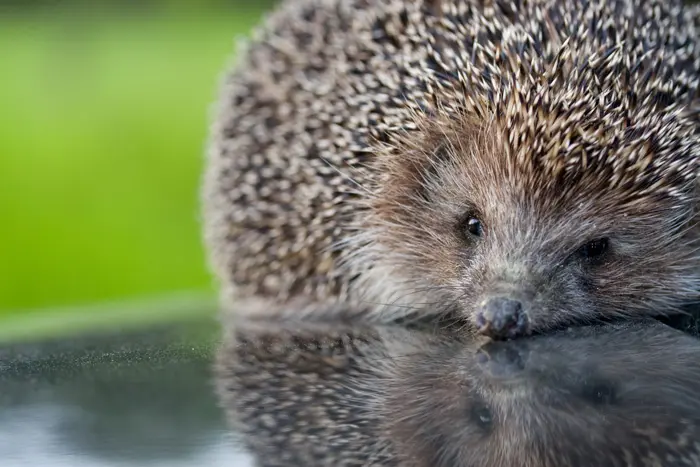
[381,322,700,467]
[216,313,700,467]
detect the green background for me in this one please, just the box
[0,1,276,341]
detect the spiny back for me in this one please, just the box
[203,0,700,308]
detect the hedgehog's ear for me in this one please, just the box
[373,109,480,203]
[372,128,448,207]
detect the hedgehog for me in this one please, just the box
[203,0,700,339]
[216,305,700,467]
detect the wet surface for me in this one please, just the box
[221,317,700,466]
[4,313,700,467]
[0,317,253,467]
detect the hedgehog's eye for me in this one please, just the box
[577,238,610,263]
[467,218,483,236]
[460,215,484,239]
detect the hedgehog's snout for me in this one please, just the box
[475,295,531,340]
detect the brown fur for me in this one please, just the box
[204,0,700,335]
[366,107,700,335]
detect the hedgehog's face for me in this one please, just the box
[454,205,615,339]
[372,117,700,339]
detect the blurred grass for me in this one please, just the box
[0,5,269,334]
[0,291,218,344]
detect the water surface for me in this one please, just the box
[0,317,253,467]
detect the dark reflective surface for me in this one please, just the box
[4,312,700,467]
[219,317,700,467]
[0,317,253,467]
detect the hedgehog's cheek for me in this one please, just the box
[471,283,536,340]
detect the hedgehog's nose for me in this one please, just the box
[475,296,530,340]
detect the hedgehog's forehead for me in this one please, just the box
[422,81,700,205]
